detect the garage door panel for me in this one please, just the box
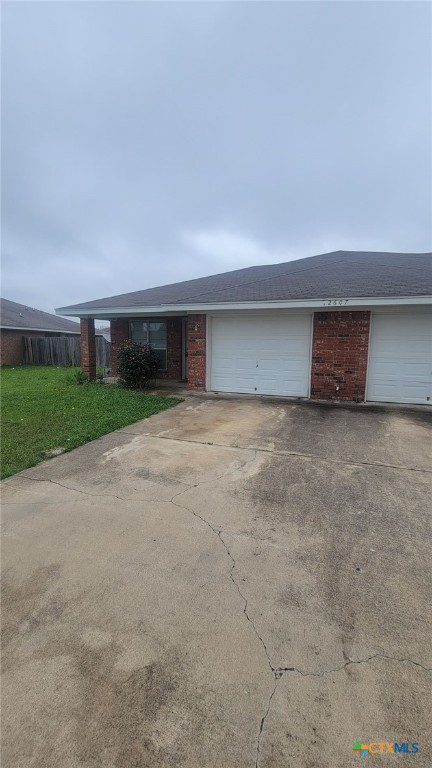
[401,384,431,400]
[213,356,256,371]
[257,378,278,391]
[369,381,430,402]
[367,313,432,405]
[211,373,256,393]
[373,341,430,358]
[367,383,399,400]
[370,358,430,381]
[210,315,311,396]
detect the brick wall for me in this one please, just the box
[310,311,370,401]
[110,319,129,374]
[187,314,206,389]
[110,317,183,379]
[80,318,96,380]
[1,330,27,365]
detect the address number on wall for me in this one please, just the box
[322,299,350,306]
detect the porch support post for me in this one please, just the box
[187,314,206,389]
[80,318,96,380]
[110,318,130,374]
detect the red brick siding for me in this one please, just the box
[310,311,370,401]
[187,314,206,389]
[1,330,30,365]
[80,318,96,380]
[110,317,183,379]
[110,319,129,374]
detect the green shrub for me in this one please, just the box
[68,368,88,386]
[117,341,159,389]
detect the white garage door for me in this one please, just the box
[210,315,312,396]
[367,313,432,404]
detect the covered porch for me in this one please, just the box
[79,314,206,390]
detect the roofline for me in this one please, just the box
[56,295,432,317]
[1,326,103,334]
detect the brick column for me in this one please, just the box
[165,317,182,379]
[110,319,130,374]
[310,311,370,402]
[187,314,206,389]
[80,318,96,380]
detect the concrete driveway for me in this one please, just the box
[2,398,431,768]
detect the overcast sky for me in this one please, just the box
[2,1,431,317]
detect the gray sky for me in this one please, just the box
[2,1,431,316]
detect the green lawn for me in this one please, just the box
[1,366,181,479]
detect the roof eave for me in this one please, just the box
[56,295,432,318]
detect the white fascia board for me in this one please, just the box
[56,295,432,318]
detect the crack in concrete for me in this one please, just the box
[255,654,431,766]
[18,474,127,501]
[255,677,277,768]
[168,453,275,677]
[166,456,279,768]
[152,434,432,474]
[16,442,259,503]
[13,439,432,768]
[218,528,275,544]
[275,653,432,679]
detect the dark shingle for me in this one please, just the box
[57,251,432,312]
[1,299,81,333]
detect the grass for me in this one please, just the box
[1,366,181,479]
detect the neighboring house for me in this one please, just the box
[0,299,82,366]
[56,251,432,405]
[97,326,111,342]
[0,299,108,366]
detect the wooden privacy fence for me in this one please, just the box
[24,335,111,368]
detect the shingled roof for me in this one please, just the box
[1,299,81,333]
[57,251,432,313]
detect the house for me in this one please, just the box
[97,326,111,343]
[56,251,432,405]
[0,298,107,366]
[0,299,82,366]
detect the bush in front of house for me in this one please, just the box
[117,341,159,389]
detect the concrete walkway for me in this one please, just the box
[2,398,431,767]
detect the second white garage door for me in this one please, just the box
[209,314,312,396]
[367,312,432,404]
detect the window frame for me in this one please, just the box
[129,318,167,371]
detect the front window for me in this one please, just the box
[130,319,167,370]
